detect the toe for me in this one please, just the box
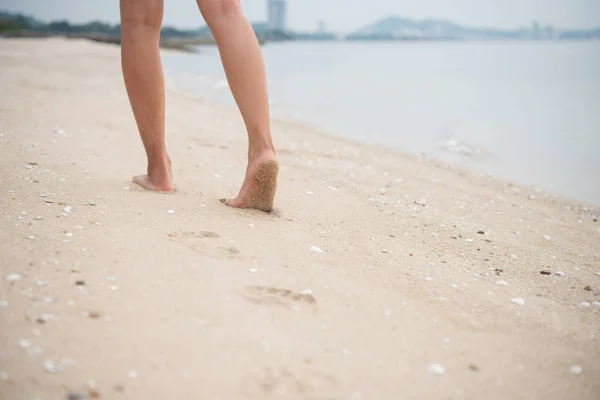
[220,197,245,208]
[132,175,155,191]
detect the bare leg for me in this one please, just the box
[197,0,278,212]
[120,0,173,192]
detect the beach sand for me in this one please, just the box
[0,38,599,400]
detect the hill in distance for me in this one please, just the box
[348,16,600,40]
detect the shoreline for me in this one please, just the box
[1,38,599,400]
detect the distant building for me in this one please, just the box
[543,25,556,40]
[267,0,287,32]
[317,20,326,33]
[532,20,541,39]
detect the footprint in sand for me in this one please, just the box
[169,231,221,239]
[243,286,316,308]
[168,231,242,260]
[186,136,228,149]
[244,365,338,397]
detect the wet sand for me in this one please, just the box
[1,38,599,400]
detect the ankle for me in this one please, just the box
[248,146,275,162]
[147,151,171,172]
[248,137,275,158]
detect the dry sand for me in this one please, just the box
[1,38,599,400]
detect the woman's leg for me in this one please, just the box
[120,0,173,191]
[196,0,278,212]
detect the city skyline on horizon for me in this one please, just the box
[1,0,599,33]
[267,0,287,31]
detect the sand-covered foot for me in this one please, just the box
[221,156,279,212]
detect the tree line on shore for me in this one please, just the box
[0,11,202,37]
[0,10,334,41]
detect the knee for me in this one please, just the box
[198,0,242,23]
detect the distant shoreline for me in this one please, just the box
[2,29,598,54]
[0,31,272,53]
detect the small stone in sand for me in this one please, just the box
[511,298,525,306]
[583,285,592,291]
[592,301,600,306]
[495,280,509,286]
[167,210,175,214]
[65,232,73,237]
[19,339,31,348]
[300,289,313,295]
[88,311,101,319]
[579,302,591,308]
[477,230,485,234]
[569,365,582,375]
[428,364,445,376]
[543,235,552,241]
[6,273,21,282]
[465,238,474,243]
[540,270,551,275]
[75,280,85,286]
[510,254,518,260]
[63,206,72,214]
[555,271,566,277]
[310,246,324,253]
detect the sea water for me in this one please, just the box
[162,40,600,205]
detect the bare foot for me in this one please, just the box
[221,153,279,212]
[132,157,174,192]
[132,174,174,192]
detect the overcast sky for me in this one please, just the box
[1,0,599,32]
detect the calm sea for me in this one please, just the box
[162,41,600,205]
